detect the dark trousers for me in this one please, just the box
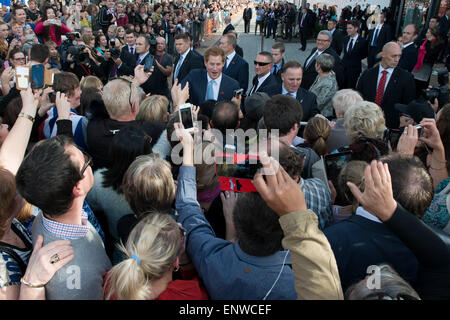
[367,46,380,68]
[344,66,362,89]
[255,20,263,34]
[299,27,308,49]
[244,19,251,33]
[285,22,293,40]
[266,20,277,38]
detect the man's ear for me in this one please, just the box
[72,180,86,198]
[292,122,299,134]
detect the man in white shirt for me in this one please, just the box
[219,33,249,93]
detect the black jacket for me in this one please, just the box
[262,83,319,121]
[330,28,345,56]
[356,66,416,128]
[301,46,345,90]
[398,43,418,72]
[173,50,204,83]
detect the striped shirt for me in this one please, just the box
[42,211,89,240]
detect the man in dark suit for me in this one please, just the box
[284,3,296,41]
[271,42,286,84]
[356,42,416,129]
[172,33,204,84]
[328,19,345,56]
[181,46,240,107]
[262,60,319,121]
[398,24,418,72]
[243,4,252,33]
[247,51,278,96]
[298,8,313,51]
[115,30,138,76]
[367,12,393,68]
[222,16,235,35]
[219,33,249,94]
[301,30,345,90]
[114,34,153,77]
[228,31,244,58]
[342,20,368,89]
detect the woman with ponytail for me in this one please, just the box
[34,7,71,46]
[302,117,331,156]
[104,213,209,300]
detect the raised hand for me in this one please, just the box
[347,160,397,222]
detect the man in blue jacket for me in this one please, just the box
[181,46,239,107]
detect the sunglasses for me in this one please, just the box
[80,151,93,177]
[254,61,271,66]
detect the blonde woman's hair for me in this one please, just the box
[344,101,386,142]
[303,117,331,156]
[104,213,182,300]
[122,154,176,218]
[136,95,169,122]
[80,75,103,91]
[332,89,363,117]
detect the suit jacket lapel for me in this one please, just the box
[383,68,399,101]
[369,66,379,100]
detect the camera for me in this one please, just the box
[109,47,121,59]
[148,34,157,55]
[110,38,116,47]
[421,68,449,108]
[67,45,90,64]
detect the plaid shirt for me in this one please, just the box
[42,211,89,240]
[299,178,334,230]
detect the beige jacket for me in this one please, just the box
[279,209,344,300]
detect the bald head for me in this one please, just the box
[380,41,402,69]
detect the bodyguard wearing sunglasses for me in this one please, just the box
[262,60,319,122]
[247,51,278,96]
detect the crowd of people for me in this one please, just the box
[0,0,449,301]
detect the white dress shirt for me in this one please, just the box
[225,51,236,69]
[305,49,324,69]
[355,206,382,223]
[206,73,222,101]
[253,72,270,93]
[377,65,394,92]
[402,42,414,50]
[136,52,149,65]
[347,34,359,52]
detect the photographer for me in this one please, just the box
[34,7,71,46]
[61,40,111,80]
[148,36,173,97]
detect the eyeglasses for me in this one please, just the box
[80,151,93,177]
[316,38,330,42]
[13,57,26,61]
[254,61,271,66]
[401,113,412,120]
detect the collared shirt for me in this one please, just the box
[206,73,222,101]
[347,34,359,51]
[329,28,335,35]
[282,84,296,98]
[136,51,149,65]
[377,65,394,92]
[271,61,282,74]
[175,166,296,300]
[225,51,236,69]
[254,72,270,92]
[175,49,190,69]
[298,178,333,230]
[127,44,136,54]
[402,42,414,50]
[42,210,89,240]
[355,206,382,224]
[305,49,323,69]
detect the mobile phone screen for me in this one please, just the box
[144,55,154,72]
[180,106,193,129]
[324,151,353,189]
[30,64,44,89]
[216,155,262,180]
